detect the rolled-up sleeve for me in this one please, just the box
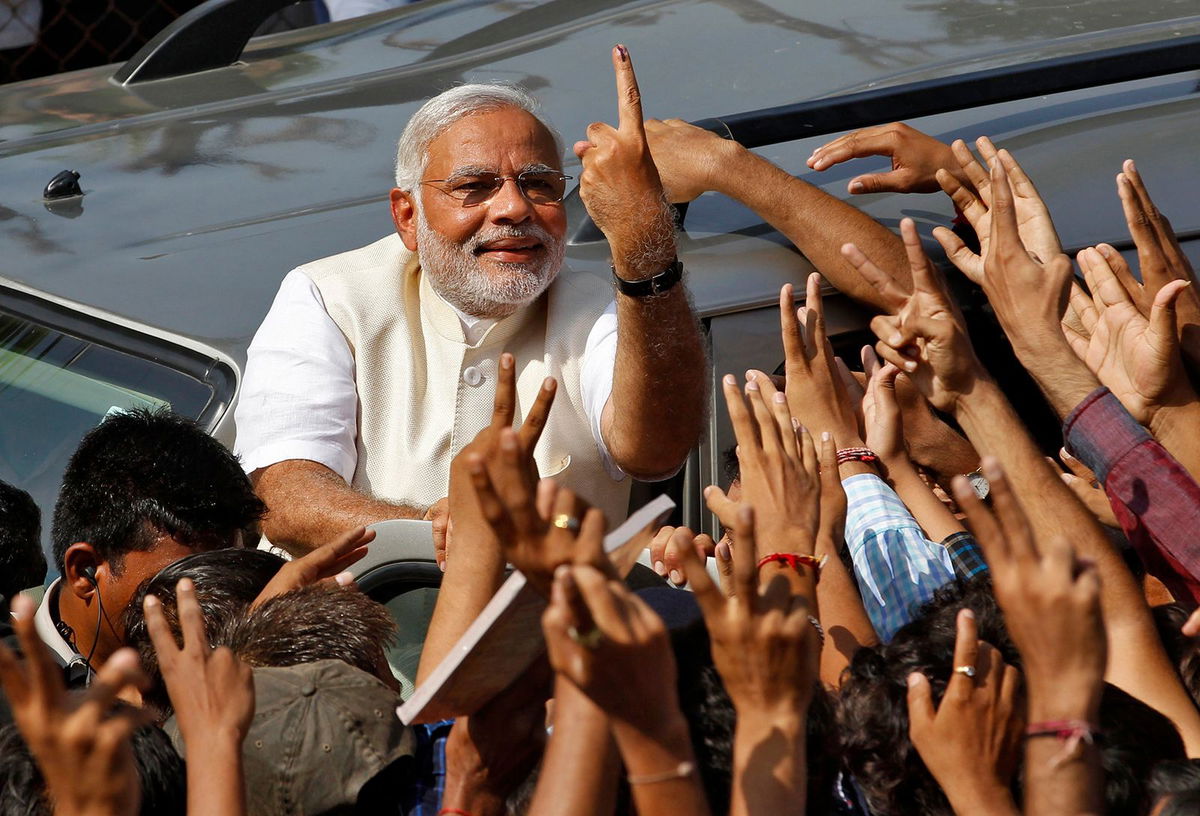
[1064,386,1200,606]
[234,270,360,482]
[843,473,956,642]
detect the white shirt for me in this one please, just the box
[234,269,623,485]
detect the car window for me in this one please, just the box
[0,309,217,576]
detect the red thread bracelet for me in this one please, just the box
[757,552,824,582]
[1025,720,1101,769]
[836,446,879,465]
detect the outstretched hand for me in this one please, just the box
[807,122,967,195]
[444,352,557,569]
[843,219,984,412]
[906,608,1022,814]
[251,525,373,609]
[1065,246,1192,427]
[704,369,821,561]
[575,45,675,275]
[0,594,149,816]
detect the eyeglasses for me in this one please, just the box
[420,171,573,206]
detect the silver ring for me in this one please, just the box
[953,665,976,679]
[567,625,603,649]
[552,513,581,532]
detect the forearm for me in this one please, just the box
[185,737,247,816]
[606,287,707,479]
[611,714,710,816]
[713,146,910,310]
[730,710,807,816]
[528,679,620,816]
[1150,402,1200,482]
[254,460,420,555]
[885,459,966,541]
[1023,691,1104,816]
[813,532,878,686]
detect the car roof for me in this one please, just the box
[1,0,1199,369]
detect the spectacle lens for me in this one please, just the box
[425,171,571,205]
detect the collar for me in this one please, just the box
[432,288,498,345]
[33,579,85,669]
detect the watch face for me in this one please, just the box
[967,471,990,500]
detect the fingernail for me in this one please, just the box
[849,180,864,193]
[1126,158,1136,173]
[654,560,667,576]
[723,374,736,386]
[745,370,756,381]
[746,380,759,392]
[960,608,975,620]
[669,569,683,585]
[615,44,628,60]
[889,334,902,346]
[716,541,731,560]
[143,595,159,609]
[335,571,354,587]
[821,431,831,441]
[905,361,917,371]
[555,564,571,579]
[791,416,800,428]
[907,672,922,688]
[438,560,446,573]
[982,456,1001,479]
[500,354,513,369]
[774,392,786,404]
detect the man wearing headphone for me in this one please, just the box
[28,408,264,685]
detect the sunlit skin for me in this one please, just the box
[389,107,567,273]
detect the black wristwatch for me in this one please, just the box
[612,259,684,298]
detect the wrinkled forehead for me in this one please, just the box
[423,107,563,178]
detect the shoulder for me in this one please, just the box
[299,233,416,289]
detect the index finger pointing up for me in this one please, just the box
[612,44,644,133]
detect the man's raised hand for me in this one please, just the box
[251,525,373,609]
[807,122,966,195]
[575,45,675,277]
[843,219,984,412]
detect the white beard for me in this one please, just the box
[415,208,564,319]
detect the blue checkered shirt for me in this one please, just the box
[401,719,454,816]
[943,531,989,580]
[843,473,956,642]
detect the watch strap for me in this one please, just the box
[612,259,683,297]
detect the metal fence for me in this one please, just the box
[0,1,321,84]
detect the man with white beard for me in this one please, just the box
[234,46,706,560]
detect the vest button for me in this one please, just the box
[462,366,484,387]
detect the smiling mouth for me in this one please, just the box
[474,240,544,256]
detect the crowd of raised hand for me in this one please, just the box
[5,109,1200,816]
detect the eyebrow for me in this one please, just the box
[446,162,559,177]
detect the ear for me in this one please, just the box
[390,188,419,251]
[61,542,102,601]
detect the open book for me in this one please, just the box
[397,495,675,724]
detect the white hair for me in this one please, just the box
[393,84,563,190]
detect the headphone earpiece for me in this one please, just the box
[82,566,98,586]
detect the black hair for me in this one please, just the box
[222,583,397,680]
[50,408,264,575]
[1152,604,1200,708]
[0,718,186,816]
[0,481,45,609]
[1149,758,1200,801]
[1157,789,1200,816]
[838,576,1014,816]
[1096,683,1186,815]
[121,548,285,716]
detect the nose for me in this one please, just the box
[487,176,534,224]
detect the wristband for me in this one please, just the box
[808,615,826,646]
[836,446,879,465]
[612,259,684,298]
[757,552,825,582]
[1025,720,1102,768]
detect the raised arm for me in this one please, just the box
[577,45,706,480]
[645,119,910,311]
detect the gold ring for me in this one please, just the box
[551,513,581,532]
[568,625,604,649]
[953,665,977,679]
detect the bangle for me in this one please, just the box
[628,760,695,785]
[1025,720,1102,769]
[836,447,879,465]
[757,552,825,582]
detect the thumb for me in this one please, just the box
[849,172,906,195]
[906,672,937,737]
[1149,279,1189,354]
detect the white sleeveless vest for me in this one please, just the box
[300,233,631,525]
